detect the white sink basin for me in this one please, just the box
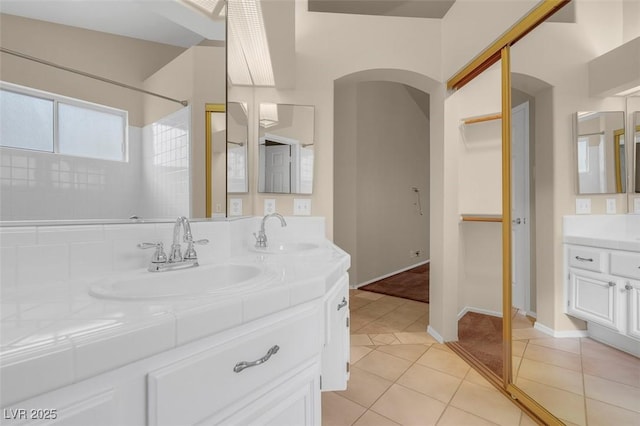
[251,242,321,254]
[89,264,272,300]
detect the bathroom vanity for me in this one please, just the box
[0,217,350,425]
[563,215,640,357]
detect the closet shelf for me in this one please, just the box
[460,214,502,223]
[461,113,502,125]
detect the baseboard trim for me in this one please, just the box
[533,322,588,338]
[457,306,503,320]
[427,325,444,344]
[355,260,430,288]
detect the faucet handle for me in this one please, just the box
[193,239,209,245]
[184,239,209,260]
[138,242,167,264]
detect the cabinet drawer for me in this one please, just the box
[148,304,322,426]
[611,252,640,280]
[568,246,606,272]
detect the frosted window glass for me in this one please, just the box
[58,103,125,161]
[0,89,54,152]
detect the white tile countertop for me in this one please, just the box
[563,214,640,252]
[0,217,350,406]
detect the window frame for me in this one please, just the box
[0,81,129,162]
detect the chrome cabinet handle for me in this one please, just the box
[575,256,593,262]
[608,281,616,287]
[337,297,348,311]
[234,345,280,373]
[626,283,633,291]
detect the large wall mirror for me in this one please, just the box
[227,102,249,194]
[575,111,626,194]
[258,103,315,194]
[0,2,226,222]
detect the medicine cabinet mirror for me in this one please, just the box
[575,111,626,194]
[227,102,249,194]
[258,103,315,194]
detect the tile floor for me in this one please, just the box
[511,312,640,426]
[323,290,535,426]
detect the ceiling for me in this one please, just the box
[0,0,224,48]
[308,0,456,19]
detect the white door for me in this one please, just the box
[511,101,531,313]
[264,144,291,193]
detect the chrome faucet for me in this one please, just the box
[139,216,209,272]
[254,213,287,248]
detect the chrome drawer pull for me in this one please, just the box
[626,284,633,291]
[337,297,348,311]
[608,281,616,287]
[233,345,280,373]
[575,256,593,262]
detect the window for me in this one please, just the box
[0,82,127,161]
[577,137,589,173]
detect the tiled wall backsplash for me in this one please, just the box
[0,216,326,289]
[0,220,232,289]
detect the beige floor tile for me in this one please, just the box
[376,344,430,362]
[436,406,499,426]
[337,366,393,408]
[416,346,470,378]
[355,291,385,301]
[376,295,410,307]
[463,368,494,389]
[522,342,582,372]
[350,297,374,310]
[402,320,429,333]
[519,413,538,426]
[449,381,522,426]
[394,331,437,344]
[580,338,638,363]
[371,333,399,345]
[586,397,640,426]
[351,346,373,363]
[321,392,367,426]
[512,356,522,377]
[511,328,551,341]
[528,337,581,354]
[512,313,535,329]
[349,316,371,333]
[354,349,413,382]
[514,377,586,426]
[371,384,446,426]
[430,343,453,353]
[351,334,374,346]
[584,373,640,413]
[511,340,527,357]
[357,322,402,334]
[352,410,400,426]
[397,363,462,403]
[517,358,584,395]
[582,354,640,388]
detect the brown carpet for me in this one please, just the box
[457,312,504,378]
[359,263,429,303]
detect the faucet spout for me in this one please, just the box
[170,216,190,262]
[255,213,287,248]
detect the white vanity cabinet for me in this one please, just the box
[565,244,640,355]
[320,274,350,391]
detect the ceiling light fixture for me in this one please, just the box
[227,0,275,87]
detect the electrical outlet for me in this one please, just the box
[606,198,616,214]
[215,203,222,213]
[264,199,276,215]
[229,198,243,216]
[293,199,311,216]
[575,198,591,215]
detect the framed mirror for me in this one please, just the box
[258,103,314,194]
[575,111,626,194]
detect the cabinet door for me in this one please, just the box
[568,269,622,332]
[625,279,640,341]
[321,274,350,391]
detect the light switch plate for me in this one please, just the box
[606,198,616,214]
[264,199,276,215]
[635,198,640,213]
[229,198,243,216]
[575,198,591,215]
[293,199,311,216]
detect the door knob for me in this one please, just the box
[512,218,521,225]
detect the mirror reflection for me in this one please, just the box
[227,102,249,194]
[575,111,626,194]
[258,103,314,194]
